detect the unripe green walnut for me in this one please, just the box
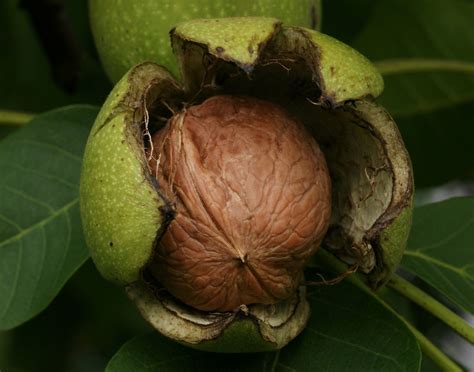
[80,18,413,352]
[89,0,321,81]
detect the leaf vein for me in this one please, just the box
[28,226,47,313]
[8,139,82,162]
[404,251,473,279]
[0,213,22,232]
[305,328,402,369]
[0,199,78,250]
[0,240,23,319]
[1,162,78,190]
[410,216,473,252]
[1,185,54,213]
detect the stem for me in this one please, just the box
[405,323,462,372]
[374,59,474,75]
[0,110,35,126]
[388,274,474,344]
[316,250,462,371]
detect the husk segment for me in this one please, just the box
[127,282,309,352]
[308,101,413,287]
[80,63,184,284]
[172,18,383,102]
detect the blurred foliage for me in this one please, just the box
[0,0,110,114]
[0,260,150,372]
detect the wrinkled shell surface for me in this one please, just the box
[148,95,331,311]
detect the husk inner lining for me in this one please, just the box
[157,51,394,272]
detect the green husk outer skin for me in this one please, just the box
[305,30,384,102]
[80,63,180,284]
[89,0,321,81]
[193,321,277,353]
[372,201,413,288]
[172,18,383,103]
[126,282,310,353]
[173,17,281,69]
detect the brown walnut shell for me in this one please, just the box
[148,95,331,311]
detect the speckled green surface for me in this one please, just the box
[174,18,280,68]
[80,63,179,284]
[89,0,320,81]
[375,201,413,287]
[193,320,277,352]
[306,30,384,102]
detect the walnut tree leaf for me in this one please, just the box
[0,105,97,330]
[401,197,474,314]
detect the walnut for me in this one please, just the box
[148,95,331,311]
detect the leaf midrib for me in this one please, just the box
[0,198,79,249]
[404,250,474,279]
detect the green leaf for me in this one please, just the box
[0,126,19,141]
[402,197,474,314]
[0,105,97,330]
[106,280,420,371]
[1,260,150,372]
